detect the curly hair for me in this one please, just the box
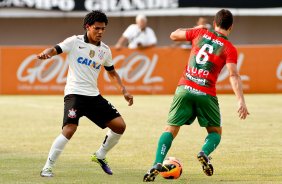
[83,10,108,30]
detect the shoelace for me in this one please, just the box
[43,168,52,172]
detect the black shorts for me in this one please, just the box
[63,94,121,129]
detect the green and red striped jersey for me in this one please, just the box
[178,28,237,96]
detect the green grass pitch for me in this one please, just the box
[0,94,281,184]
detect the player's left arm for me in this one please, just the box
[106,68,133,106]
[226,63,250,119]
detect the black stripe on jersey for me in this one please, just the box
[54,45,62,54]
[104,65,114,71]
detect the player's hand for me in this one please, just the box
[37,52,51,60]
[237,102,249,120]
[123,90,133,106]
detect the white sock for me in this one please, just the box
[95,130,122,159]
[43,134,69,170]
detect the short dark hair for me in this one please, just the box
[214,9,233,30]
[83,10,108,30]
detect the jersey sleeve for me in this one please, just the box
[104,49,114,67]
[57,35,76,53]
[186,28,203,41]
[225,45,238,64]
[186,28,207,41]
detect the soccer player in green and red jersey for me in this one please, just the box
[143,9,249,182]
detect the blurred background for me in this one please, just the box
[0,0,282,95]
[0,2,282,183]
[1,0,282,45]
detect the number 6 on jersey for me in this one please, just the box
[196,44,213,64]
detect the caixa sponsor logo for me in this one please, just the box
[17,52,163,84]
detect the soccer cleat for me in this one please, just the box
[197,151,214,176]
[91,153,113,175]
[143,163,169,182]
[40,167,54,177]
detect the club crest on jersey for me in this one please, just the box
[89,50,95,58]
[68,108,77,118]
[98,50,105,60]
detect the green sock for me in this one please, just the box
[153,132,173,165]
[201,132,221,156]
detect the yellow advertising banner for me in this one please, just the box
[0,46,281,95]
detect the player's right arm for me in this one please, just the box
[170,25,207,41]
[226,63,250,120]
[170,29,187,41]
[37,36,76,60]
[37,47,58,60]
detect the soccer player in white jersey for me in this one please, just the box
[37,10,133,177]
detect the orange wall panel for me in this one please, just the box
[0,46,281,95]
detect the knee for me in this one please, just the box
[62,124,77,139]
[116,122,126,134]
[206,127,222,135]
[164,125,180,138]
[107,118,126,134]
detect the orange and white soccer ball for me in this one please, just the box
[160,157,183,179]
